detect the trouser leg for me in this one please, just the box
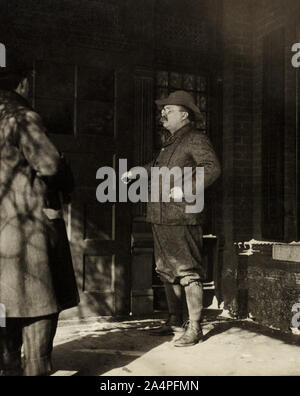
[183,281,203,325]
[0,319,23,376]
[150,282,183,335]
[164,282,183,321]
[22,313,59,376]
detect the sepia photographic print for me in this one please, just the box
[0,0,300,383]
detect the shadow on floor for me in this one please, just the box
[203,319,300,347]
[52,310,300,375]
[51,321,172,376]
[51,310,232,376]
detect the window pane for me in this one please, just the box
[196,76,207,92]
[35,98,74,135]
[170,72,182,89]
[197,94,207,111]
[77,66,114,102]
[196,112,207,130]
[77,66,115,135]
[156,71,168,88]
[183,74,195,90]
[156,87,169,100]
[35,61,74,99]
[77,100,114,135]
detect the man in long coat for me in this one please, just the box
[123,90,221,346]
[0,59,79,375]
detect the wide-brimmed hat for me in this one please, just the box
[155,90,201,120]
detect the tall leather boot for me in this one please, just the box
[174,281,203,347]
[150,282,184,336]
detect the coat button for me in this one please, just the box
[161,148,165,151]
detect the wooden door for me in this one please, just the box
[33,58,133,317]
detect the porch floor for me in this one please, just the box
[51,310,300,376]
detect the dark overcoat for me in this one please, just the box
[145,123,221,225]
[0,90,79,317]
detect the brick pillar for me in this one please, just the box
[252,0,299,242]
[221,0,254,315]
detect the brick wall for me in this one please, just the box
[221,0,299,318]
[221,0,254,314]
[252,0,298,241]
[236,243,300,332]
[222,0,254,242]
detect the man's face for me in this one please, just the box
[160,105,187,133]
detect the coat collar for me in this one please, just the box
[162,122,193,147]
[0,89,32,109]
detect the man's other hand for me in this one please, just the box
[169,186,184,201]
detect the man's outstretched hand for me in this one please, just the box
[121,170,134,184]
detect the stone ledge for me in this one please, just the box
[273,244,300,263]
[235,239,281,256]
[235,240,300,271]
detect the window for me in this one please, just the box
[33,60,115,136]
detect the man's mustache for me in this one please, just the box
[160,116,168,123]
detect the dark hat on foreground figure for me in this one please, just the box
[155,90,201,120]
